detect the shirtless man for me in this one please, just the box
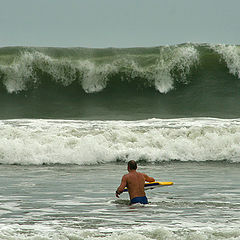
[115,160,155,204]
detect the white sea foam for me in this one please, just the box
[211,44,240,79]
[79,60,118,93]
[152,46,199,93]
[0,118,240,165]
[0,225,240,240]
[0,52,37,93]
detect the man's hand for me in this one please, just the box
[142,173,155,182]
[115,175,127,198]
[115,190,120,198]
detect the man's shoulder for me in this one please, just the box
[137,171,145,176]
[123,173,130,178]
[125,171,144,178]
[123,172,133,180]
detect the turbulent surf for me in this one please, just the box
[0,118,240,165]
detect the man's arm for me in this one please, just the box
[142,173,155,182]
[116,175,127,198]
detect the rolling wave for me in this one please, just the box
[0,44,200,93]
[0,43,240,119]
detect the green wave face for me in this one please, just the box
[0,43,240,119]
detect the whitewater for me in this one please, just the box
[1,43,240,239]
[0,118,240,165]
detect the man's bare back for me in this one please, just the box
[115,160,155,204]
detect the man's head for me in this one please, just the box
[128,160,137,171]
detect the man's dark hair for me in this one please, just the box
[128,160,137,170]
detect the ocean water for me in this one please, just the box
[1,43,240,239]
[1,162,240,239]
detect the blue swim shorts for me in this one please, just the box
[130,196,148,204]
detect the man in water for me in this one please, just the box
[115,160,155,204]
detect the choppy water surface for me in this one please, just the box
[0,162,240,239]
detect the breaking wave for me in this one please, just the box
[0,44,199,94]
[1,43,240,119]
[0,118,240,165]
